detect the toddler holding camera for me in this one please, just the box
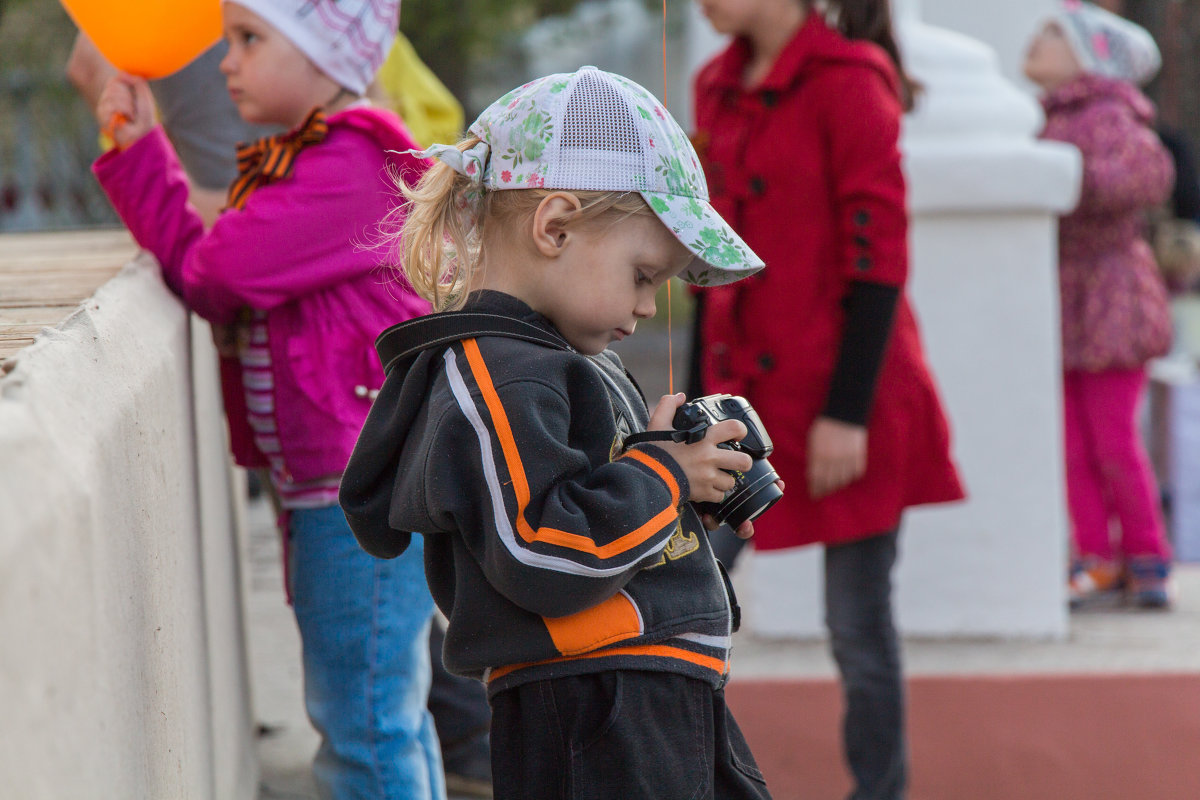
[340,67,776,799]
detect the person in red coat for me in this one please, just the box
[692,1,966,797]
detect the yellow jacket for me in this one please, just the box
[376,33,464,147]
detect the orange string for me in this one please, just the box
[662,0,675,395]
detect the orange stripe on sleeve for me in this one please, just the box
[618,447,680,504]
[460,339,680,560]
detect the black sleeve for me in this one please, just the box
[821,280,900,426]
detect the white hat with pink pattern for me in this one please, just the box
[1049,0,1161,86]
[226,0,400,95]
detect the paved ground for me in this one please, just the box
[728,565,1200,680]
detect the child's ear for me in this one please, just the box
[531,192,583,257]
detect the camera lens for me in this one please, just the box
[703,456,783,529]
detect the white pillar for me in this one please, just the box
[690,4,1082,639]
[920,0,1056,83]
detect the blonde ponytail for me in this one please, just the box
[388,137,483,312]
[384,136,655,311]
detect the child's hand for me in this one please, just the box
[95,73,156,149]
[646,393,753,505]
[698,476,784,541]
[807,416,866,499]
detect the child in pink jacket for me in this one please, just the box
[91,2,444,797]
[1025,0,1175,609]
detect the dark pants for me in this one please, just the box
[428,621,492,774]
[490,671,772,800]
[825,531,905,800]
[704,527,906,799]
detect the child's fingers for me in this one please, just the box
[101,111,129,141]
[733,519,755,539]
[706,418,748,446]
[97,73,155,148]
[647,392,686,431]
[693,463,741,504]
[115,73,155,125]
[715,447,753,475]
[127,74,156,117]
[808,454,854,499]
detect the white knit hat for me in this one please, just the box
[1048,0,1161,86]
[226,0,400,95]
[413,67,764,287]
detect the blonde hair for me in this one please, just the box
[388,136,654,311]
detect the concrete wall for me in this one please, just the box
[0,254,257,799]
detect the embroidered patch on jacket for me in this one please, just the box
[645,521,700,568]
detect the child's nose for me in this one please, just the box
[635,294,657,318]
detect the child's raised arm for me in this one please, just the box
[95,74,157,150]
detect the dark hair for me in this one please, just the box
[821,0,921,111]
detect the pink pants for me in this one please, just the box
[1063,368,1172,563]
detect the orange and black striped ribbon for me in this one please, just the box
[226,108,329,211]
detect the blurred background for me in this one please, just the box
[0,0,694,233]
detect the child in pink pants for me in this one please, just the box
[1025,1,1175,607]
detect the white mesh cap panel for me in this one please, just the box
[550,69,654,192]
[459,66,764,284]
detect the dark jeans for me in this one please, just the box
[490,671,772,800]
[428,621,491,773]
[825,531,905,800]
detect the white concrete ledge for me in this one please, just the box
[0,253,256,799]
[906,139,1081,214]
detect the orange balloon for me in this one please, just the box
[60,0,223,80]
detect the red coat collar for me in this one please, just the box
[704,12,899,98]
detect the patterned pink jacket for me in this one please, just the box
[1040,73,1174,372]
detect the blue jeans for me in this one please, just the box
[825,530,905,800]
[288,505,444,800]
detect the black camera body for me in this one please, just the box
[673,394,783,529]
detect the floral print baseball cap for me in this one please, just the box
[414,66,764,286]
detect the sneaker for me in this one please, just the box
[1126,556,1174,610]
[1068,559,1124,609]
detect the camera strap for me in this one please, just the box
[624,426,708,446]
[374,312,573,376]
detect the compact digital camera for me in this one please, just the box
[673,394,783,529]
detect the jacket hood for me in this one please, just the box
[1041,72,1157,126]
[338,331,434,558]
[340,291,567,558]
[699,12,899,100]
[330,105,428,185]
